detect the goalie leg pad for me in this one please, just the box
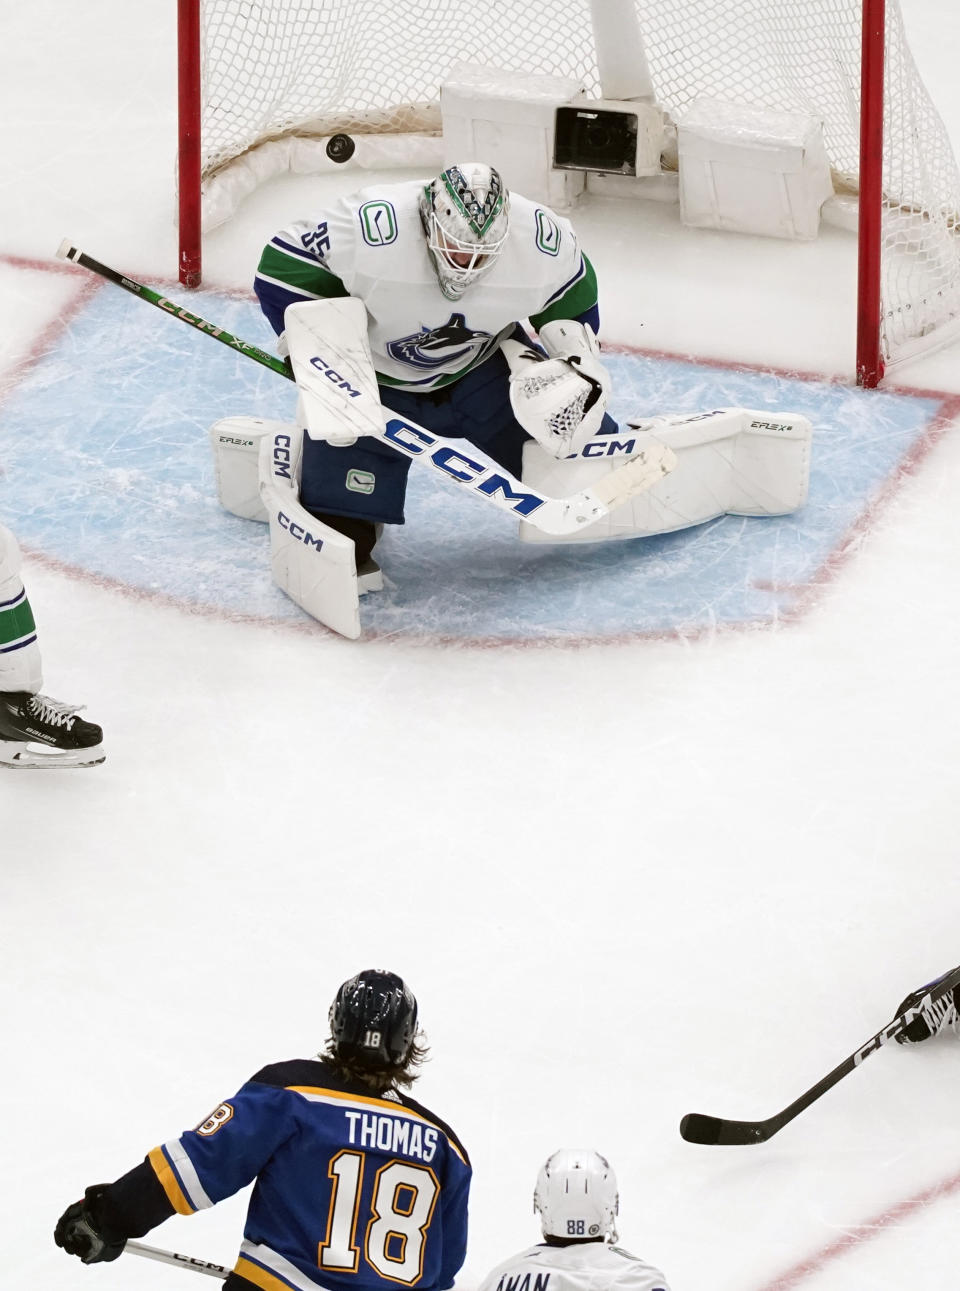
[260,421,384,593]
[209,417,298,522]
[519,408,812,543]
[725,415,813,516]
[259,427,380,640]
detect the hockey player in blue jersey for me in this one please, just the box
[54,970,471,1291]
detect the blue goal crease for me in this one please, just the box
[0,286,942,644]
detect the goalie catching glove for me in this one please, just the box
[502,320,612,458]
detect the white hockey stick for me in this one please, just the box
[343,407,673,536]
[125,1240,229,1279]
[56,242,676,537]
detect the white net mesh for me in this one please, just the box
[634,0,960,364]
[196,0,960,367]
[199,0,599,176]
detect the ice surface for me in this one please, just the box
[1,283,950,642]
[3,3,960,1290]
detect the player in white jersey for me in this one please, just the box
[254,162,615,574]
[476,1150,670,1291]
[0,521,104,768]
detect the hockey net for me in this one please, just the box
[183,0,960,376]
[187,0,599,235]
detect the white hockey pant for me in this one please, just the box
[0,523,42,692]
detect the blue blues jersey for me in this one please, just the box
[102,1059,471,1291]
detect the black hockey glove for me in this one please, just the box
[895,981,960,1043]
[54,1184,126,1263]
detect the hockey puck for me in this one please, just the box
[326,133,356,164]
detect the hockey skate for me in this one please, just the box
[0,691,105,769]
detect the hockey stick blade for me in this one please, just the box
[679,1112,772,1146]
[584,442,677,512]
[679,962,960,1146]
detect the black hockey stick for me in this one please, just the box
[56,241,291,378]
[680,963,960,1145]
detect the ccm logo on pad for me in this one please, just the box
[278,511,324,551]
[309,355,362,397]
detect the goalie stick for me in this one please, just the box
[125,1241,228,1279]
[680,962,960,1145]
[55,241,675,537]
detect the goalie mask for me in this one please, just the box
[329,969,418,1069]
[420,163,510,299]
[534,1149,619,1242]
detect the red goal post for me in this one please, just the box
[178,0,960,387]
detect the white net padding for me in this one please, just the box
[196,0,960,366]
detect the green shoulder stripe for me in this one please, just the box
[0,593,36,647]
[528,255,599,330]
[256,243,349,299]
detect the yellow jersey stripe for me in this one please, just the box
[147,1145,196,1215]
[287,1086,421,1114]
[234,1254,300,1291]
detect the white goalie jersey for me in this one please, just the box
[254,179,595,392]
[476,1242,671,1291]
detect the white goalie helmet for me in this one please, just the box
[533,1148,619,1242]
[419,162,510,299]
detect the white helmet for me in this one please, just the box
[419,162,510,299]
[533,1149,619,1242]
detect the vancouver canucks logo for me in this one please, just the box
[443,165,505,236]
[387,314,495,370]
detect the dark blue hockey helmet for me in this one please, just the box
[329,970,418,1069]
